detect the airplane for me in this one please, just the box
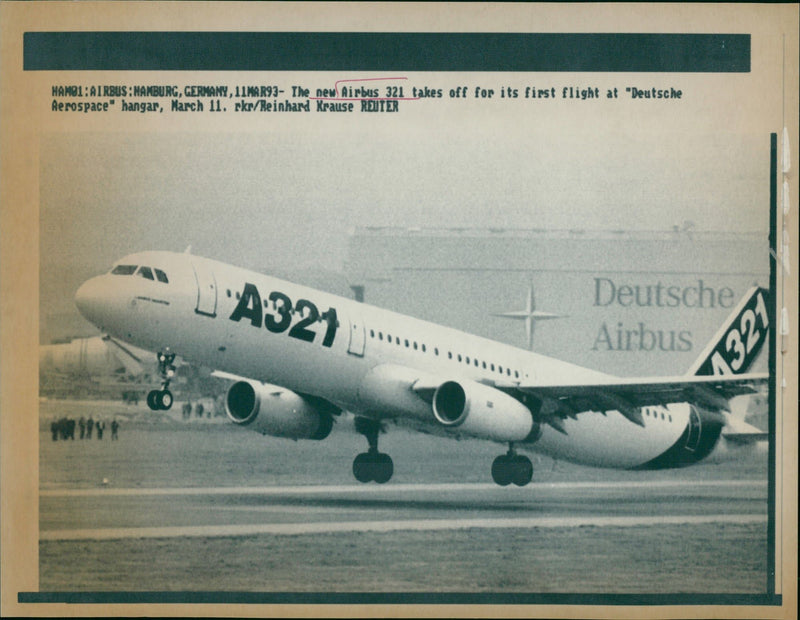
[40,332,231,405]
[74,250,769,486]
[39,335,159,400]
[40,334,156,378]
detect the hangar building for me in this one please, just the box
[345,227,769,377]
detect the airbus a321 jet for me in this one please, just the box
[74,251,769,486]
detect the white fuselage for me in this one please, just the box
[75,251,694,468]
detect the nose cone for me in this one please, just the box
[74,276,109,327]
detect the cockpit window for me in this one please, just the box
[111,265,137,275]
[136,266,155,280]
[154,268,169,283]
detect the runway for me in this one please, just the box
[40,479,767,541]
[37,418,771,593]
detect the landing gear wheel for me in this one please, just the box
[353,452,373,483]
[156,389,173,411]
[352,451,394,483]
[146,389,173,411]
[511,455,533,487]
[492,449,534,487]
[373,453,394,484]
[491,455,514,486]
[147,390,159,411]
[150,349,177,410]
[353,416,394,483]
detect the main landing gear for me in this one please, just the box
[352,417,394,484]
[491,445,533,487]
[147,349,176,411]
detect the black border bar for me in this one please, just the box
[24,32,750,72]
[17,591,783,605]
[767,133,777,597]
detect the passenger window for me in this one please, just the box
[154,268,169,283]
[413,342,418,350]
[111,264,137,275]
[136,266,154,280]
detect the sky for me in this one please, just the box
[41,128,768,269]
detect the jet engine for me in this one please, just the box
[225,380,334,440]
[432,379,536,443]
[635,405,727,470]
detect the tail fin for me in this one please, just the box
[687,286,770,376]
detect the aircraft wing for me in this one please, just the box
[509,373,767,429]
[211,369,252,383]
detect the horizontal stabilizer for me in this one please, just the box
[722,432,769,445]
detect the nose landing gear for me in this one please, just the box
[146,350,176,411]
[352,417,394,483]
[491,445,533,487]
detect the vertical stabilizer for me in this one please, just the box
[687,287,770,376]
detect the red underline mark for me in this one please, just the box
[309,77,421,101]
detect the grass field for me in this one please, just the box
[40,523,767,593]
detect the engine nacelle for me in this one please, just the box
[225,381,334,440]
[635,405,726,470]
[432,379,535,443]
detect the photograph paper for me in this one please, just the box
[1,3,797,618]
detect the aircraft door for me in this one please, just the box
[347,315,366,356]
[191,259,217,317]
